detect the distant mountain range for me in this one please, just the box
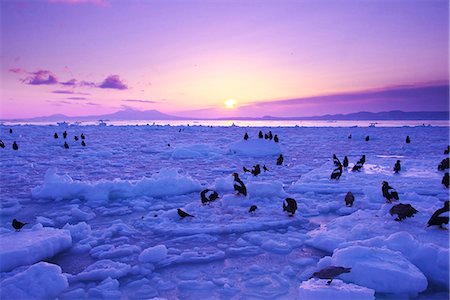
[2,109,449,122]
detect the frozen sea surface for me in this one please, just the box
[0,124,448,299]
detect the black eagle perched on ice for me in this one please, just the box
[406,136,411,143]
[12,219,28,231]
[382,181,399,202]
[276,154,284,166]
[251,164,261,176]
[333,154,341,167]
[232,173,247,196]
[177,208,194,218]
[442,172,449,188]
[63,130,67,139]
[249,205,257,213]
[352,155,365,172]
[438,158,449,171]
[427,201,449,229]
[12,141,18,150]
[54,133,59,139]
[345,191,354,207]
[258,131,263,139]
[331,164,343,180]
[389,203,418,221]
[200,189,219,205]
[312,266,351,285]
[343,156,349,168]
[283,198,297,216]
[0,140,4,148]
[244,132,249,140]
[394,160,401,174]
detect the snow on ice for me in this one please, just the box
[0,124,448,299]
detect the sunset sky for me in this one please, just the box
[1,0,448,119]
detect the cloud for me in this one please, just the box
[85,102,100,106]
[67,97,87,100]
[122,99,156,104]
[98,75,128,90]
[52,90,75,94]
[23,70,58,85]
[60,79,77,86]
[9,68,26,74]
[48,0,108,6]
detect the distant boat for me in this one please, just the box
[57,121,69,127]
[98,120,107,127]
[369,122,378,127]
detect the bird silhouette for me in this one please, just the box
[442,172,449,188]
[251,164,261,176]
[233,173,247,196]
[274,135,279,143]
[406,136,411,143]
[81,133,85,140]
[365,136,370,141]
[343,156,349,168]
[389,203,418,221]
[63,131,67,139]
[331,164,343,180]
[394,160,401,173]
[249,205,257,213]
[244,132,249,140]
[258,131,263,139]
[54,133,59,139]
[277,154,284,166]
[12,219,28,231]
[0,140,4,148]
[283,198,297,216]
[12,141,18,150]
[81,141,86,147]
[64,142,69,149]
[427,201,449,229]
[312,266,351,285]
[74,136,79,141]
[345,192,354,207]
[200,189,219,205]
[263,164,269,172]
[177,208,194,218]
[333,154,341,167]
[382,181,399,202]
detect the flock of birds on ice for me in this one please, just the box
[2,126,450,285]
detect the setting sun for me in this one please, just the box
[224,99,237,109]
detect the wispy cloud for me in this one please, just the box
[52,90,75,94]
[98,75,128,90]
[67,97,87,100]
[60,79,77,86]
[48,0,109,6]
[85,102,100,106]
[9,68,26,74]
[22,70,58,85]
[122,99,156,104]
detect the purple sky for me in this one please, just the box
[1,0,448,119]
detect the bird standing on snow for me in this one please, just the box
[283,198,297,216]
[258,131,263,139]
[243,166,251,173]
[251,164,261,176]
[244,132,249,140]
[277,154,284,166]
[343,156,349,168]
[81,141,86,147]
[333,154,341,167]
[263,164,269,172]
[365,136,370,141]
[345,192,354,207]
[81,133,85,140]
[64,142,69,149]
[9,128,13,134]
[12,141,18,150]
[445,146,450,155]
[312,266,352,285]
[331,164,343,180]
[54,133,59,139]
[382,181,399,202]
[427,201,449,229]
[394,160,401,174]
[442,173,449,188]
[74,136,79,141]
[232,173,247,196]
[200,189,219,205]
[249,205,257,213]
[274,135,279,143]
[406,136,411,143]
[0,140,4,148]
[63,131,67,139]
[438,158,449,171]
[389,203,418,221]
[12,219,28,231]
[177,208,194,218]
